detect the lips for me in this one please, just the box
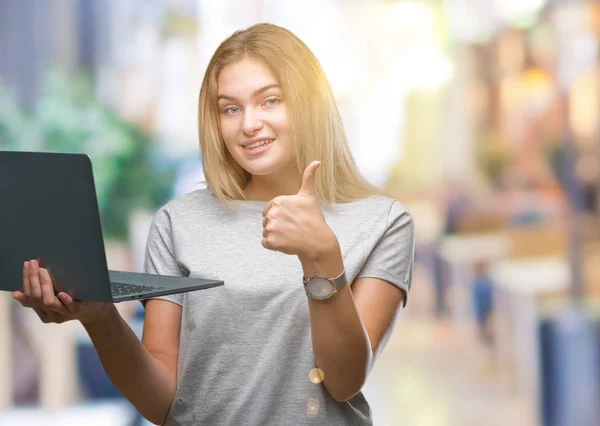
[242,138,274,150]
[241,138,275,156]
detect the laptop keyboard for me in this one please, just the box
[111,283,166,296]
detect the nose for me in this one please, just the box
[242,109,263,137]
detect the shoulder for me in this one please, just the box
[337,195,412,223]
[166,187,220,211]
[156,187,226,219]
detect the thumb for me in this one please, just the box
[298,161,321,196]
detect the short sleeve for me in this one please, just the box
[143,204,184,307]
[356,201,415,306]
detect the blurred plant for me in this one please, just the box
[477,130,512,187]
[32,71,136,213]
[0,81,27,150]
[0,70,177,241]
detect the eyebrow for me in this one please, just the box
[217,84,280,102]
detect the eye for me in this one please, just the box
[264,97,281,107]
[224,106,241,115]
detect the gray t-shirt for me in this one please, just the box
[144,188,414,426]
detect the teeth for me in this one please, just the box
[245,139,273,149]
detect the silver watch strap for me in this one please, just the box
[331,270,347,291]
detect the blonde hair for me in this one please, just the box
[198,23,379,204]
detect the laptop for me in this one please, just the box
[0,150,224,302]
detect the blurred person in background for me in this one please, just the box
[12,23,415,425]
[470,261,495,348]
[432,181,470,317]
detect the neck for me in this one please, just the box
[243,169,302,202]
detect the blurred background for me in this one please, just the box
[1,0,600,425]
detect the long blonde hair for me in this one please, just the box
[198,23,379,204]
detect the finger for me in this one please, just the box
[12,291,32,308]
[262,200,273,217]
[297,161,320,196]
[39,268,68,314]
[22,261,31,297]
[262,228,268,238]
[262,216,268,228]
[263,219,274,234]
[57,292,78,313]
[261,235,280,252]
[29,260,42,301]
[261,237,270,249]
[40,268,56,305]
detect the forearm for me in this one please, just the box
[302,246,372,402]
[82,306,176,424]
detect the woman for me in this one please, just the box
[13,23,414,425]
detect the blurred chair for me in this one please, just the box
[455,211,506,234]
[505,225,568,260]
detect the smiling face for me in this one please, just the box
[217,58,295,179]
[199,24,375,204]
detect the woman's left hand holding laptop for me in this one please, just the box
[12,259,114,325]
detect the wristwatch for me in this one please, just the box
[303,270,347,300]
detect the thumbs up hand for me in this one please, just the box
[296,160,319,197]
[261,161,339,263]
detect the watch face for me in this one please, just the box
[306,277,334,300]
